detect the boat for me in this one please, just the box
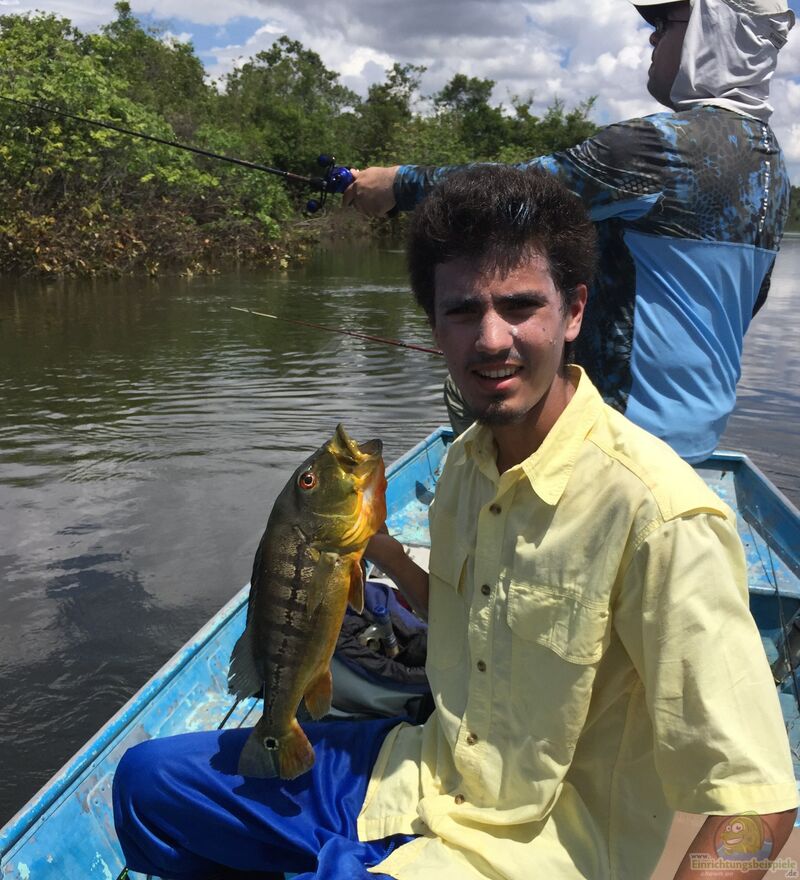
[1,426,799,879]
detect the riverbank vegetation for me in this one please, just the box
[0,3,598,277]
[788,187,800,233]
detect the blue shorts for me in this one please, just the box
[112,717,415,879]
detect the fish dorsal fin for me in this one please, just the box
[348,558,365,614]
[306,550,340,616]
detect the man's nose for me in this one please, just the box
[649,30,660,48]
[476,311,512,352]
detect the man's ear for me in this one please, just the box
[428,312,439,343]
[565,284,588,342]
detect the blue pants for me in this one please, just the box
[112,717,415,879]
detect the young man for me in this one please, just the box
[343,0,796,464]
[114,167,797,880]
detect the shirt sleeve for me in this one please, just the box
[393,116,665,223]
[613,512,799,815]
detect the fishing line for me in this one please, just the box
[232,306,444,356]
[218,697,243,730]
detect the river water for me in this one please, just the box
[0,237,798,826]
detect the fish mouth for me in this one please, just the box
[332,423,383,464]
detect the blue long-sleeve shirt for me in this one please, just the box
[394,106,791,462]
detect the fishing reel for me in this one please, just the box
[306,155,354,213]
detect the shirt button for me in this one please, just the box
[489,504,501,514]
[481,584,491,596]
[454,794,465,805]
[466,733,478,746]
[476,660,486,672]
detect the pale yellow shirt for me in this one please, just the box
[357,367,798,880]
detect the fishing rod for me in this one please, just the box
[232,307,444,356]
[0,94,353,212]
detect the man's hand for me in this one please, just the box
[365,531,429,619]
[342,165,400,217]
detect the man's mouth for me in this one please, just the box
[473,365,522,380]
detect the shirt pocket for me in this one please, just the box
[506,584,611,750]
[426,538,469,670]
[506,583,610,665]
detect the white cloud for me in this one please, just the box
[161,29,192,45]
[784,124,800,161]
[133,0,261,25]
[786,79,800,109]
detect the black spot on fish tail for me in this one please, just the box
[237,728,279,779]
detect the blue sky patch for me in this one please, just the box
[135,13,266,62]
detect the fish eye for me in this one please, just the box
[298,471,317,490]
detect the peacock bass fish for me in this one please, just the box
[228,423,387,779]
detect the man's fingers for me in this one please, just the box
[342,169,360,209]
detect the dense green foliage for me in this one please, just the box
[0,4,598,276]
[788,187,800,233]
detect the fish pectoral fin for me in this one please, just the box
[306,550,340,615]
[228,624,262,699]
[303,669,332,720]
[348,558,365,614]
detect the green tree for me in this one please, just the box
[497,96,598,163]
[0,11,291,275]
[95,2,210,137]
[0,7,603,276]
[431,73,506,160]
[222,36,359,177]
[353,63,426,164]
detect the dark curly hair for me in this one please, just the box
[407,165,597,322]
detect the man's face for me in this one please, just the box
[645,1,691,107]
[432,254,585,428]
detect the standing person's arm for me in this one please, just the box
[342,166,400,216]
[342,117,665,219]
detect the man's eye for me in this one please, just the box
[444,304,477,317]
[506,298,539,310]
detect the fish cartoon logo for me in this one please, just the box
[714,813,772,861]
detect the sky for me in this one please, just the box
[3,0,800,182]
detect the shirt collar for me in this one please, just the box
[458,366,603,505]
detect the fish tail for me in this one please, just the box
[236,719,315,780]
[278,718,316,779]
[237,727,279,778]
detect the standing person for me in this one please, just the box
[113,166,798,880]
[344,0,796,463]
